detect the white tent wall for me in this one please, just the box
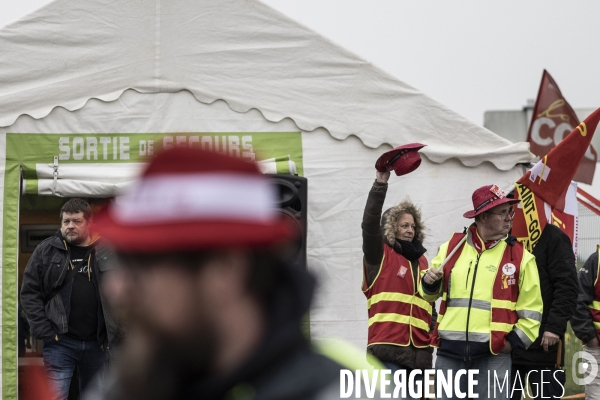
[0,0,537,396]
[2,91,525,390]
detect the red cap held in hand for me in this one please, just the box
[375,143,426,176]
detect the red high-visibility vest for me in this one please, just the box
[363,244,432,348]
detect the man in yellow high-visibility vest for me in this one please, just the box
[421,184,542,400]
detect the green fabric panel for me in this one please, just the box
[275,160,290,174]
[25,179,38,195]
[20,163,38,180]
[2,161,19,400]
[268,155,293,175]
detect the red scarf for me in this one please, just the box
[470,224,501,254]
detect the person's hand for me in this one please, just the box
[376,169,390,184]
[587,337,600,348]
[423,268,443,285]
[540,331,560,352]
[501,341,512,353]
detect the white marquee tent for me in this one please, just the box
[0,0,536,396]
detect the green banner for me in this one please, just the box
[6,132,303,178]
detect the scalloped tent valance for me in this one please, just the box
[0,0,535,169]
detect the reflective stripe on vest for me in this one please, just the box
[431,232,525,354]
[363,244,432,347]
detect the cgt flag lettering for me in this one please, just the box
[512,181,578,256]
[527,70,597,184]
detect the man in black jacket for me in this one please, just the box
[20,198,121,400]
[510,224,578,399]
[84,147,346,400]
[571,247,600,398]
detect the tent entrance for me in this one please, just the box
[17,196,67,399]
[18,195,65,355]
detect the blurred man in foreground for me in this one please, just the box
[84,147,343,400]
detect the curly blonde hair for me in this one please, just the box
[383,200,425,244]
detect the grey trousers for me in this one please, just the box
[584,345,600,400]
[435,352,512,399]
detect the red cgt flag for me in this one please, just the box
[518,106,600,212]
[527,70,597,184]
[512,105,599,253]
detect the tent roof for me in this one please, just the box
[0,0,535,169]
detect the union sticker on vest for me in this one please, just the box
[501,263,517,288]
[397,265,408,278]
[502,263,516,276]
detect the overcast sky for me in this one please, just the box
[2,0,599,125]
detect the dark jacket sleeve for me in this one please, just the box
[362,180,387,287]
[429,302,438,333]
[20,245,54,339]
[422,279,442,295]
[542,226,578,336]
[571,251,598,343]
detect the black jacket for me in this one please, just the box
[20,231,122,346]
[511,224,578,366]
[571,249,600,343]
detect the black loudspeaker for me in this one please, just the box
[268,175,307,270]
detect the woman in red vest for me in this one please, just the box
[361,144,435,383]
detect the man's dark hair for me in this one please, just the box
[60,198,92,221]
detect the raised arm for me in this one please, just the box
[362,170,389,287]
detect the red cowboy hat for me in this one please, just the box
[92,147,296,252]
[375,143,426,176]
[463,184,520,219]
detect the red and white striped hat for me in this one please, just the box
[93,147,295,252]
